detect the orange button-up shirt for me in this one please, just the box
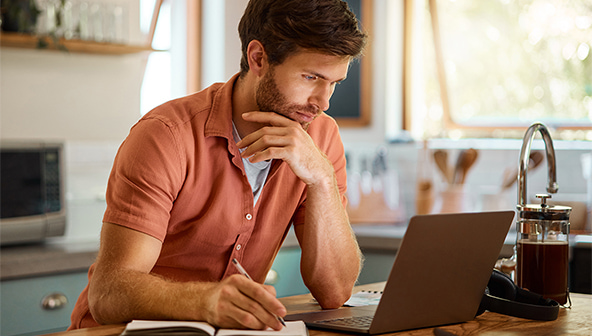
[69,74,348,329]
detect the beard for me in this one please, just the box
[255,67,321,130]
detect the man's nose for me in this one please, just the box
[310,84,333,112]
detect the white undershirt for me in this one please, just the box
[232,123,272,205]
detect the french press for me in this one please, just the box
[515,122,572,305]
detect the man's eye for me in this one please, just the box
[303,75,317,80]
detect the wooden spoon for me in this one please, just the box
[453,148,479,184]
[501,151,545,190]
[433,150,452,185]
[529,151,544,170]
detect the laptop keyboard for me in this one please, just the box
[315,316,374,328]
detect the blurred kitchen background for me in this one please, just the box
[2,0,590,241]
[1,0,591,334]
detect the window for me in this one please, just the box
[408,0,592,141]
[140,0,188,116]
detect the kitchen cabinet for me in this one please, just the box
[357,250,397,285]
[268,247,308,298]
[268,247,398,298]
[0,271,89,336]
[570,244,592,294]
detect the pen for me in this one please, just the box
[231,258,286,327]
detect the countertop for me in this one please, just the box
[2,224,590,281]
[0,240,100,280]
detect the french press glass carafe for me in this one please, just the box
[516,194,571,304]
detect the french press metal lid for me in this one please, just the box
[518,194,572,221]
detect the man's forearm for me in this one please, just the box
[299,174,361,309]
[89,267,214,325]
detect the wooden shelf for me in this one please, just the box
[0,32,157,55]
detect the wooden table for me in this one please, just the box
[43,283,592,336]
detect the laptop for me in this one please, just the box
[285,211,515,334]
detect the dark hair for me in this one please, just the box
[238,0,367,76]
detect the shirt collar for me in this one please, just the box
[204,73,240,140]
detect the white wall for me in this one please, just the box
[223,0,247,80]
[0,49,146,141]
[0,0,148,141]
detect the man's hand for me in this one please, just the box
[236,112,333,187]
[203,274,286,330]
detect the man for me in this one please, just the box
[69,0,367,331]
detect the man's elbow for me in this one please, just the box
[88,290,112,325]
[88,281,126,325]
[312,283,354,309]
[317,290,352,309]
[89,306,112,326]
[89,295,130,325]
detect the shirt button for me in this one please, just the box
[236,244,242,251]
[246,214,253,220]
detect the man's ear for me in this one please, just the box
[246,40,268,77]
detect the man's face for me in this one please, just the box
[255,50,350,130]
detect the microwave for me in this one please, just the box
[0,141,66,245]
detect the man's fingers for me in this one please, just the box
[233,276,287,317]
[231,293,284,330]
[218,275,286,330]
[237,126,289,149]
[214,296,267,330]
[242,111,300,128]
[237,126,303,164]
[239,135,294,161]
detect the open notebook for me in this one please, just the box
[286,211,515,334]
[120,320,308,336]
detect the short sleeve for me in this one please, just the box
[102,118,185,241]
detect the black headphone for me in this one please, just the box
[476,269,560,321]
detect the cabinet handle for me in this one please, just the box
[265,269,279,285]
[41,292,68,310]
